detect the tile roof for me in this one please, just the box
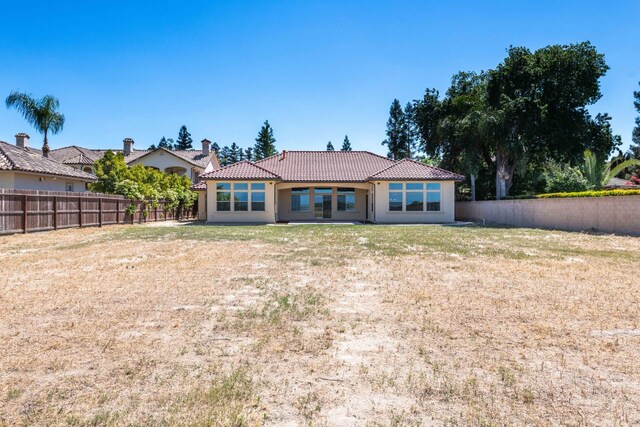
[51,146,218,169]
[368,158,465,181]
[256,151,395,182]
[199,151,464,183]
[199,160,281,180]
[191,181,207,190]
[0,141,97,181]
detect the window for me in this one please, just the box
[233,183,248,211]
[405,183,424,211]
[388,183,403,211]
[216,183,231,211]
[291,188,310,211]
[337,188,356,211]
[65,183,73,192]
[427,183,441,211]
[251,183,265,211]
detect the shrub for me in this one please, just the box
[537,189,640,198]
[542,161,589,193]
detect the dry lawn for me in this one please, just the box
[1,223,639,426]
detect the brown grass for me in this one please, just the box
[1,223,639,426]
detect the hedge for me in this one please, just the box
[499,189,640,200]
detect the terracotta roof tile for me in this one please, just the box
[191,181,207,190]
[199,160,281,180]
[0,141,97,181]
[255,151,395,182]
[368,158,465,181]
[199,151,463,182]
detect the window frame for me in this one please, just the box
[337,187,356,212]
[215,182,268,212]
[290,187,311,212]
[387,182,442,213]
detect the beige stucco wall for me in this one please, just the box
[197,190,206,220]
[276,185,369,222]
[206,180,277,223]
[373,180,455,223]
[1,172,89,192]
[456,196,640,235]
[128,151,202,181]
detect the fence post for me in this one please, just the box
[98,198,102,227]
[116,199,120,224]
[131,201,135,224]
[53,196,58,230]
[78,197,83,228]
[22,194,28,234]
[155,204,158,221]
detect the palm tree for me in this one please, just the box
[5,91,65,157]
[582,149,640,189]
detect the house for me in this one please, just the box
[50,138,220,182]
[0,134,96,191]
[198,150,464,223]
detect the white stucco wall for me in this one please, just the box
[128,151,202,181]
[206,180,277,223]
[373,180,456,223]
[0,172,15,188]
[1,172,89,192]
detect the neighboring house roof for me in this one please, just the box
[191,181,207,191]
[368,158,465,181]
[50,146,218,169]
[0,141,97,181]
[199,151,464,182]
[199,160,281,180]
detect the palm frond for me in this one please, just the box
[5,91,39,128]
[604,159,640,184]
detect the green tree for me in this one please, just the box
[219,145,231,166]
[5,91,65,157]
[253,120,277,160]
[229,142,242,164]
[244,147,253,161]
[581,149,640,189]
[326,141,335,151]
[414,42,619,200]
[91,150,196,214]
[633,82,640,148]
[382,99,406,159]
[175,125,193,150]
[341,135,352,151]
[211,142,221,156]
[403,102,417,158]
[158,137,175,150]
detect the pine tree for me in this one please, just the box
[633,81,640,148]
[211,142,220,155]
[326,141,335,151]
[149,144,157,150]
[229,142,241,164]
[341,135,352,151]
[253,120,277,160]
[219,145,231,166]
[382,99,407,159]
[403,102,417,159]
[158,136,174,150]
[244,147,253,161]
[175,125,193,150]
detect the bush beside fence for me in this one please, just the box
[0,189,196,235]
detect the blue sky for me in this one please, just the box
[0,1,638,155]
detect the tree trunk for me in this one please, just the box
[470,174,476,201]
[495,150,516,200]
[42,129,50,157]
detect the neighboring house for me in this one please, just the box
[50,138,220,182]
[198,150,464,224]
[0,134,96,191]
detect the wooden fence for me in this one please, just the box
[0,189,196,235]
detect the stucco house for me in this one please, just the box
[50,138,220,182]
[198,150,464,224]
[0,134,96,191]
